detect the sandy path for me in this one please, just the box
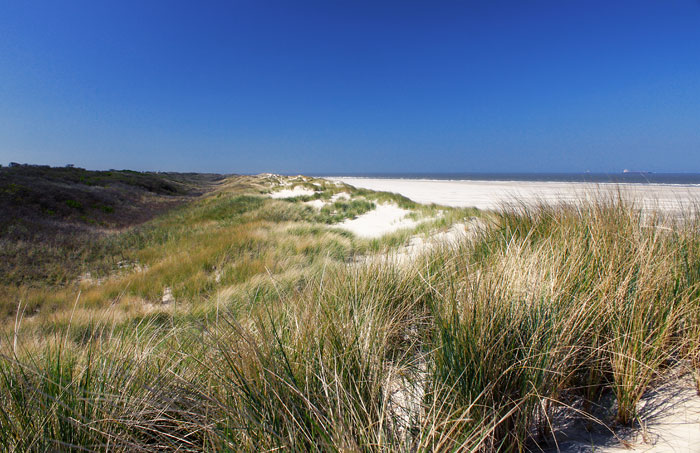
[328,178,700,214]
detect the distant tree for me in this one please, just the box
[9,162,20,167]
[66,164,75,168]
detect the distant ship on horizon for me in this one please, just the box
[622,169,653,174]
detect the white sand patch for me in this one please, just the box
[269,186,316,198]
[337,204,419,238]
[556,373,700,452]
[608,378,700,452]
[359,218,488,265]
[328,177,700,215]
[161,287,174,304]
[331,192,351,202]
[391,222,469,263]
[304,199,327,209]
[385,350,427,442]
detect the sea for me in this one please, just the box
[316,172,700,186]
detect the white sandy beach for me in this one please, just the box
[328,177,700,215]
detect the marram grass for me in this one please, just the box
[2,194,700,451]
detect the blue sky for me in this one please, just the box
[1,1,699,174]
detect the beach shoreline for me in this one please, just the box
[326,177,700,213]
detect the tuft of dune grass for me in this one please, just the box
[2,188,700,451]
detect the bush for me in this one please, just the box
[65,199,82,209]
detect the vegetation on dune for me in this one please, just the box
[0,164,225,287]
[2,172,700,451]
[316,199,376,223]
[0,170,461,323]
[0,164,221,231]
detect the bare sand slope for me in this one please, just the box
[336,203,419,238]
[355,219,487,265]
[329,178,700,214]
[269,186,317,198]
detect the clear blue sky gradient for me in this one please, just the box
[1,1,699,173]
